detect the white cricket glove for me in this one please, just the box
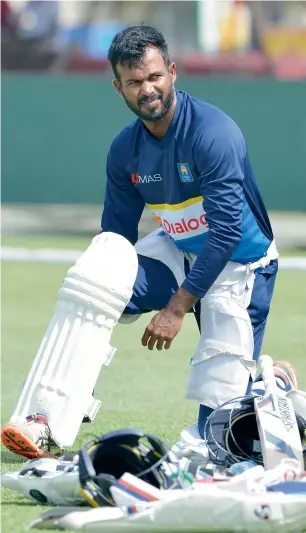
[1,456,84,506]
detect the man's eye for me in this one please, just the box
[151,75,162,80]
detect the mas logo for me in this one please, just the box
[131,173,162,184]
[177,163,194,183]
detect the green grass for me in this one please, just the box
[1,235,93,250]
[2,234,306,256]
[1,239,306,532]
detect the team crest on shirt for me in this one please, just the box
[177,163,194,183]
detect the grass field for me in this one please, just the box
[1,236,306,532]
[3,234,306,255]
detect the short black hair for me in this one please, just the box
[108,25,170,80]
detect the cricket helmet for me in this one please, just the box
[78,428,178,507]
[204,395,306,469]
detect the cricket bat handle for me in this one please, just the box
[259,355,278,396]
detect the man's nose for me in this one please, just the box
[141,81,155,97]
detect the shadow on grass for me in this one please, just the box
[1,447,80,466]
[1,500,44,506]
[1,450,25,464]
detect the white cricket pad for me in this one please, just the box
[10,233,138,447]
[29,473,306,532]
[186,261,256,408]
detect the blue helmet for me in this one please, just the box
[204,395,306,469]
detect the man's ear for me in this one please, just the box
[113,79,123,97]
[169,62,177,85]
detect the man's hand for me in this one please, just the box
[141,287,199,351]
[141,308,184,351]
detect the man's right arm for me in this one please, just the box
[101,147,145,245]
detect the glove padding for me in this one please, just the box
[1,456,84,506]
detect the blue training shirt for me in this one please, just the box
[101,90,274,298]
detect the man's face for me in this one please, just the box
[113,47,176,122]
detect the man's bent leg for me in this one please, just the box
[1,233,138,457]
[243,260,278,396]
[191,261,278,437]
[120,230,186,323]
[247,260,278,363]
[186,262,257,438]
[120,255,179,322]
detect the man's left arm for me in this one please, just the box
[142,123,245,350]
[182,124,245,298]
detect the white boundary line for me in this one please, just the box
[1,247,83,263]
[1,247,306,271]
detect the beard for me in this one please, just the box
[122,83,175,122]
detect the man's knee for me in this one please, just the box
[187,353,255,408]
[119,313,141,324]
[124,254,179,315]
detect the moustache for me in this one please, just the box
[139,94,162,105]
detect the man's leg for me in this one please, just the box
[1,233,139,458]
[247,260,278,363]
[188,261,257,437]
[196,260,278,437]
[1,237,182,459]
[243,259,278,397]
[121,255,179,319]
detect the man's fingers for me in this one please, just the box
[142,318,175,351]
[164,338,172,350]
[147,334,156,350]
[141,328,151,347]
[156,337,166,351]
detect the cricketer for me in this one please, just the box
[3,26,293,460]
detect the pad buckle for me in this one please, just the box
[84,398,102,422]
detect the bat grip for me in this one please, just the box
[258,355,278,396]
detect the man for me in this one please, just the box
[2,26,283,459]
[102,25,279,433]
